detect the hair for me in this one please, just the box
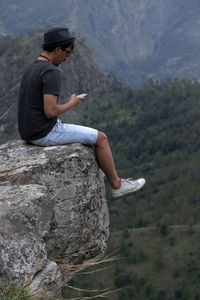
[42,40,75,52]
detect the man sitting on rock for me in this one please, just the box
[18,27,145,198]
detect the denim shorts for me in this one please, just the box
[31,121,98,147]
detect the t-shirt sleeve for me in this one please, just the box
[42,69,61,96]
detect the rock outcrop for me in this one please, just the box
[0,140,109,298]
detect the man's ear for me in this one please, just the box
[55,47,62,54]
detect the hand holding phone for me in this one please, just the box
[77,93,88,98]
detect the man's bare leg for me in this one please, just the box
[95,131,121,189]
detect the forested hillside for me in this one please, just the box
[85,79,200,228]
[71,78,200,299]
[64,225,200,300]
[63,80,200,299]
[1,0,200,86]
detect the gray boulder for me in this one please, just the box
[0,140,109,298]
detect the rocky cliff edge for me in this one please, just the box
[0,140,109,298]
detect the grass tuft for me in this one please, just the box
[0,282,39,300]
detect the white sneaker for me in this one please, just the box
[111,178,145,198]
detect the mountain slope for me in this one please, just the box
[0,0,200,86]
[78,77,200,232]
[64,225,200,299]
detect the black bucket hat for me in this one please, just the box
[42,27,75,48]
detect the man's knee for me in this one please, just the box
[95,131,108,145]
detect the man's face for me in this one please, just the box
[53,46,72,66]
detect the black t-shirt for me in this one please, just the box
[18,60,61,141]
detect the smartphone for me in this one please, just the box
[77,93,88,98]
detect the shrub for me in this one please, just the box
[174,288,183,298]
[145,283,154,297]
[114,273,132,288]
[160,223,168,236]
[173,266,181,278]
[157,289,167,300]
[121,229,130,239]
[169,236,176,246]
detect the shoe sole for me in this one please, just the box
[112,179,146,199]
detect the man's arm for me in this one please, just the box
[43,94,83,119]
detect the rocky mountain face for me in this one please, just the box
[0,140,109,298]
[0,0,200,85]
